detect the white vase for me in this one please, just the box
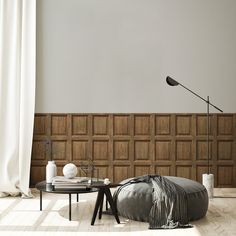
[46,161,57,183]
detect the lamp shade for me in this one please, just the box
[166,76,179,86]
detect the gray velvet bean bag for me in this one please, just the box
[115,176,208,222]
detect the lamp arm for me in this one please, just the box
[179,83,223,113]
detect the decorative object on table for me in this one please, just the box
[80,157,99,183]
[104,178,110,185]
[46,161,57,183]
[45,139,57,183]
[166,76,223,198]
[52,176,90,189]
[63,163,78,179]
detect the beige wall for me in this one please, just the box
[36,0,236,113]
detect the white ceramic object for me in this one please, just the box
[63,163,78,179]
[46,161,57,183]
[104,178,110,185]
[202,173,214,198]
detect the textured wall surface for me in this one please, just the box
[36,0,236,113]
[31,113,236,187]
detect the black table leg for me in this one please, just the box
[77,193,79,202]
[40,190,42,211]
[106,198,108,210]
[69,193,72,221]
[91,189,104,225]
[104,188,120,224]
[98,193,104,219]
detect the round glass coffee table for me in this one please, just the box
[35,181,98,221]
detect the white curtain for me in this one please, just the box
[0,0,36,197]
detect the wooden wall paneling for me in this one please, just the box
[155,115,171,135]
[93,140,109,161]
[129,114,135,178]
[176,166,192,179]
[176,115,192,136]
[155,140,171,160]
[134,115,150,136]
[72,140,89,161]
[170,114,176,176]
[31,140,47,161]
[217,115,234,135]
[155,165,171,176]
[51,114,67,135]
[217,140,233,160]
[30,166,45,185]
[113,165,130,183]
[113,115,130,136]
[134,165,151,177]
[34,115,47,135]
[196,140,213,160]
[113,140,130,160]
[176,140,192,161]
[72,115,88,135]
[150,114,155,174]
[93,115,109,136]
[134,140,151,161]
[51,140,67,160]
[31,113,236,187]
[196,114,214,136]
[217,165,234,187]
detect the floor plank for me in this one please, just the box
[0,188,236,236]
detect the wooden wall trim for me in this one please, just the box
[31,113,236,187]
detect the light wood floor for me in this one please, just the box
[0,188,236,236]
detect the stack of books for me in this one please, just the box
[52,176,90,190]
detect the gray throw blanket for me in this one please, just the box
[114,175,192,229]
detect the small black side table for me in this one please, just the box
[35,181,98,221]
[90,182,122,225]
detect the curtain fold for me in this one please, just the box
[0,0,36,197]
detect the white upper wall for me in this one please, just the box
[36,0,236,113]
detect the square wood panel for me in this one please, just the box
[96,166,109,179]
[51,140,67,160]
[72,140,89,160]
[72,115,88,135]
[176,115,192,135]
[217,140,233,160]
[176,141,192,160]
[217,166,233,186]
[51,115,67,135]
[134,166,150,176]
[93,140,109,160]
[93,115,108,135]
[196,140,213,160]
[30,166,45,185]
[196,115,213,136]
[34,115,47,135]
[217,115,233,135]
[134,115,150,135]
[155,166,171,176]
[134,140,150,160]
[155,115,171,135]
[113,166,130,183]
[176,166,192,179]
[155,141,171,160]
[113,115,129,135]
[113,140,129,160]
[32,141,47,160]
